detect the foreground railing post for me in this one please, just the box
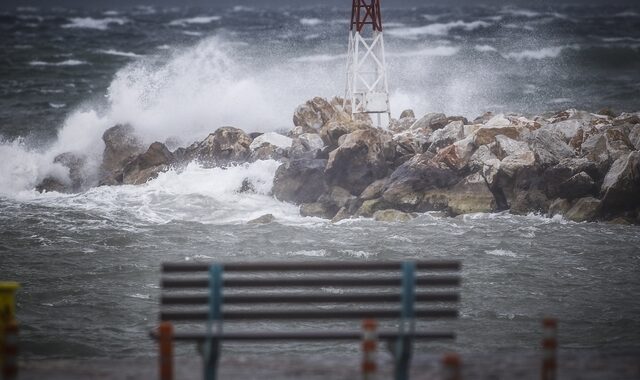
[2,320,18,380]
[362,319,378,380]
[442,353,461,380]
[159,322,174,380]
[541,318,557,380]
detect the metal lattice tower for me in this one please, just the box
[344,0,390,127]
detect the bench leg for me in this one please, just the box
[158,322,173,380]
[392,338,412,380]
[203,339,220,380]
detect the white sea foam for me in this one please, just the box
[500,8,541,18]
[387,20,491,38]
[62,17,129,31]
[168,16,221,27]
[389,46,461,57]
[614,11,639,18]
[29,59,88,66]
[503,46,565,61]
[291,53,345,63]
[49,103,66,109]
[97,49,143,58]
[474,44,498,53]
[485,249,518,258]
[300,18,323,26]
[182,31,203,37]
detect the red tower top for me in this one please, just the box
[350,0,383,33]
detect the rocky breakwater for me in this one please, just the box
[36,97,640,224]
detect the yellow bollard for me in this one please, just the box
[0,282,19,371]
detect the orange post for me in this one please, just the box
[159,322,174,380]
[542,318,557,380]
[361,319,378,379]
[442,353,461,380]
[2,320,18,380]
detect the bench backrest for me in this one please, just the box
[159,260,461,340]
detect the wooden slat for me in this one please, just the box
[162,261,461,273]
[160,308,458,321]
[161,292,460,305]
[150,330,455,341]
[161,275,461,289]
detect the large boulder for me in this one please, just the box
[382,153,460,211]
[565,197,601,222]
[319,119,370,149]
[473,115,521,145]
[325,129,392,195]
[600,151,640,212]
[629,125,640,150]
[527,129,575,167]
[272,158,328,204]
[355,198,390,217]
[293,97,347,130]
[543,158,599,199]
[426,121,464,152]
[410,113,448,131]
[290,133,325,159]
[510,189,550,215]
[300,202,336,219]
[249,132,292,161]
[122,142,174,185]
[541,119,583,142]
[445,173,496,215]
[100,124,144,185]
[183,127,252,167]
[580,127,635,175]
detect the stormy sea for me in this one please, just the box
[1,4,639,360]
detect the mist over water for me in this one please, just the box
[1,4,640,359]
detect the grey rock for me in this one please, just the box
[565,197,601,222]
[411,113,448,131]
[528,129,575,167]
[548,198,572,217]
[556,171,596,200]
[100,124,144,185]
[248,214,275,224]
[360,179,388,200]
[600,151,640,212]
[325,129,391,195]
[300,202,336,219]
[123,142,174,185]
[373,209,413,222]
[183,127,252,167]
[272,158,328,205]
[426,121,464,152]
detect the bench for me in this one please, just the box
[151,260,461,380]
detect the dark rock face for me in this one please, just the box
[565,197,602,222]
[325,129,392,195]
[248,214,275,224]
[600,151,640,213]
[36,152,88,193]
[543,158,599,199]
[182,127,252,167]
[272,158,328,205]
[382,154,461,211]
[528,129,575,167]
[100,124,144,185]
[35,177,68,193]
[123,142,174,185]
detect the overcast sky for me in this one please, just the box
[2,0,638,9]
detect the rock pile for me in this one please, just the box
[36,97,640,224]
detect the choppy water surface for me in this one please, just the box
[1,163,640,358]
[0,3,640,359]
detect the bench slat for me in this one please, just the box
[160,308,458,321]
[162,261,461,273]
[150,330,456,341]
[161,275,461,289]
[161,292,459,305]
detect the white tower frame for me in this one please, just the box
[344,1,390,127]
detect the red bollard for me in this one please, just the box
[2,320,18,380]
[159,322,174,380]
[442,353,461,380]
[542,318,557,380]
[361,319,378,380]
